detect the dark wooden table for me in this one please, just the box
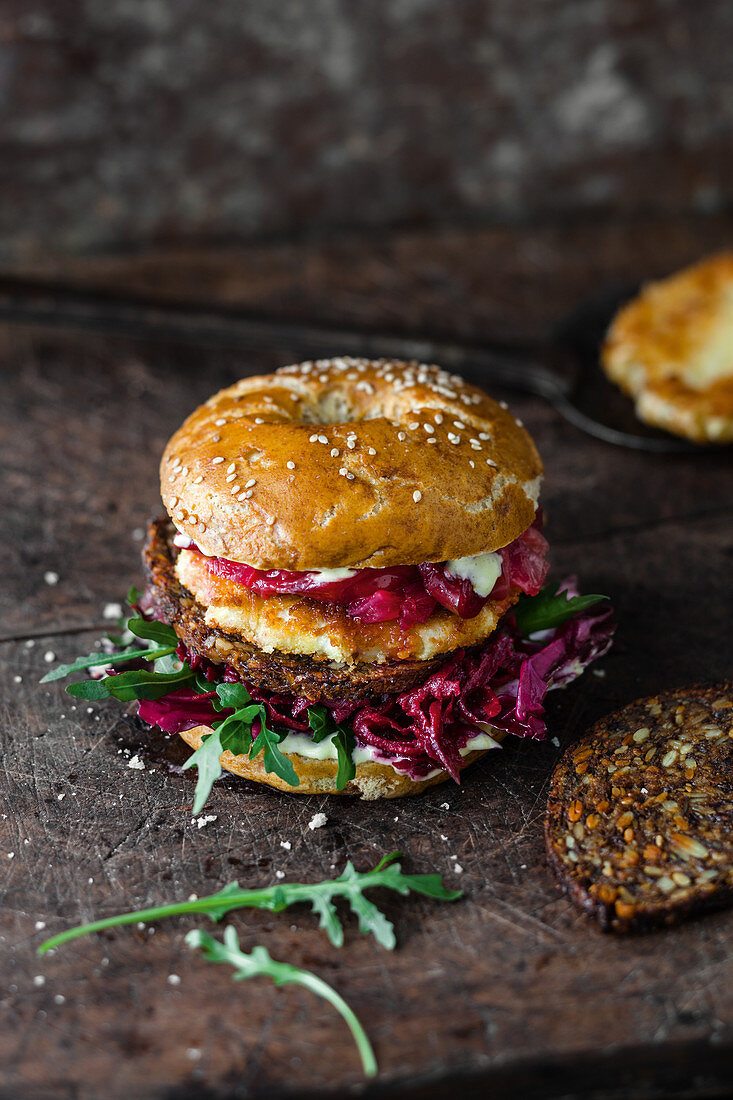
[1,217,732,1100]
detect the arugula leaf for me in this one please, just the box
[249,710,299,788]
[182,729,227,815]
[40,645,174,683]
[127,618,180,648]
[186,927,377,1077]
[514,583,609,636]
[332,724,356,790]
[214,682,253,710]
[307,705,333,743]
[306,707,356,790]
[38,851,462,955]
[182,699,262,813]
[67,665,194,702]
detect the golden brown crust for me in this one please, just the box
[602,253,733,443]
[160,358,543,570]
[177,725,501,800]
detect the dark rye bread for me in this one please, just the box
[545,685,733,932]
[143,517,465,703]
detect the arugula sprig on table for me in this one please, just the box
[37,853,461,1078]
[514,581,608,636]
[38,851,459,953]
[40,606,357,806]
[186,927,378,1077]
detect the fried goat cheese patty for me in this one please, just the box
[174,546,517,664]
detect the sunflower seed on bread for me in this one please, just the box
[545,685,733,932]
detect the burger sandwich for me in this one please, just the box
[47,358,614,810]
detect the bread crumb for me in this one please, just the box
[194,814,217,829]
[167,974,181,986]
[44,571,59,586]
[127,755,145,771]
[280,840,292,850]
[103,602,123,620]
[33,975,45,987]
[308,812,328,831]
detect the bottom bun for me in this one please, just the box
[177,725,504,800]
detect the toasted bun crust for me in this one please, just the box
[161,358,543,570]
[177,725,501,800]
[602,253,733,443]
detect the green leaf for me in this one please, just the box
[102,666,194,702]
[65,678,115,700]
[37,852,462,956]
[249,711,299,788]
[186,927,377,1077]
[333,724,356,791]
[182,729,226,815]
[514,583,608,636]
[307,705,333,743]
[127,618,180,647]
[40,645,173,683]
[215,682,253,710]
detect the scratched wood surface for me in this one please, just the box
[1,225,733,1100]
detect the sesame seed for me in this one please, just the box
[499,401,508,410]
[309,434,318,443]
[226,473,236,483]
[245,478,256,488]
[319,374,329,383]
[230,485,241,495]
[193,475,203,484]
[330,448,339,457]
[211,434,221,443]
[339,467,348,477]
[214,418,226,426]
[346,440,356,450]
[227,462,236,473]
[448,433,460,444]
[318,435,328,444]
[286,461,295,470]
[346,472,354,480]
[453,421,465,429]
[254,418,264,425]
[212,456,224,465]
[486,458,497,467]
[413,490,422,502]
[368,447,376,456]
[479,432,490,440]
[427,437,436,444]
[434,413,443,424]
[237,493,248,501]
[409,422,419,430]
[423,424,434,433]
[398,432,406,441]
[516,418,524,427]
[469,460,475,467]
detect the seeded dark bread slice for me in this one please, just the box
[545,685,733,932]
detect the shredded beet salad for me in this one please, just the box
[138,578,614,783]
[180,517,550,627]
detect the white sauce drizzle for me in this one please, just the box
[443,551,502,596]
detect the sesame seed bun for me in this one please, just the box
[177,724,503,800]
[161,358,543,571]
[602,253,733,444]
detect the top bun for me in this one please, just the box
[602,252,733,443]
[160,358,543,570]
